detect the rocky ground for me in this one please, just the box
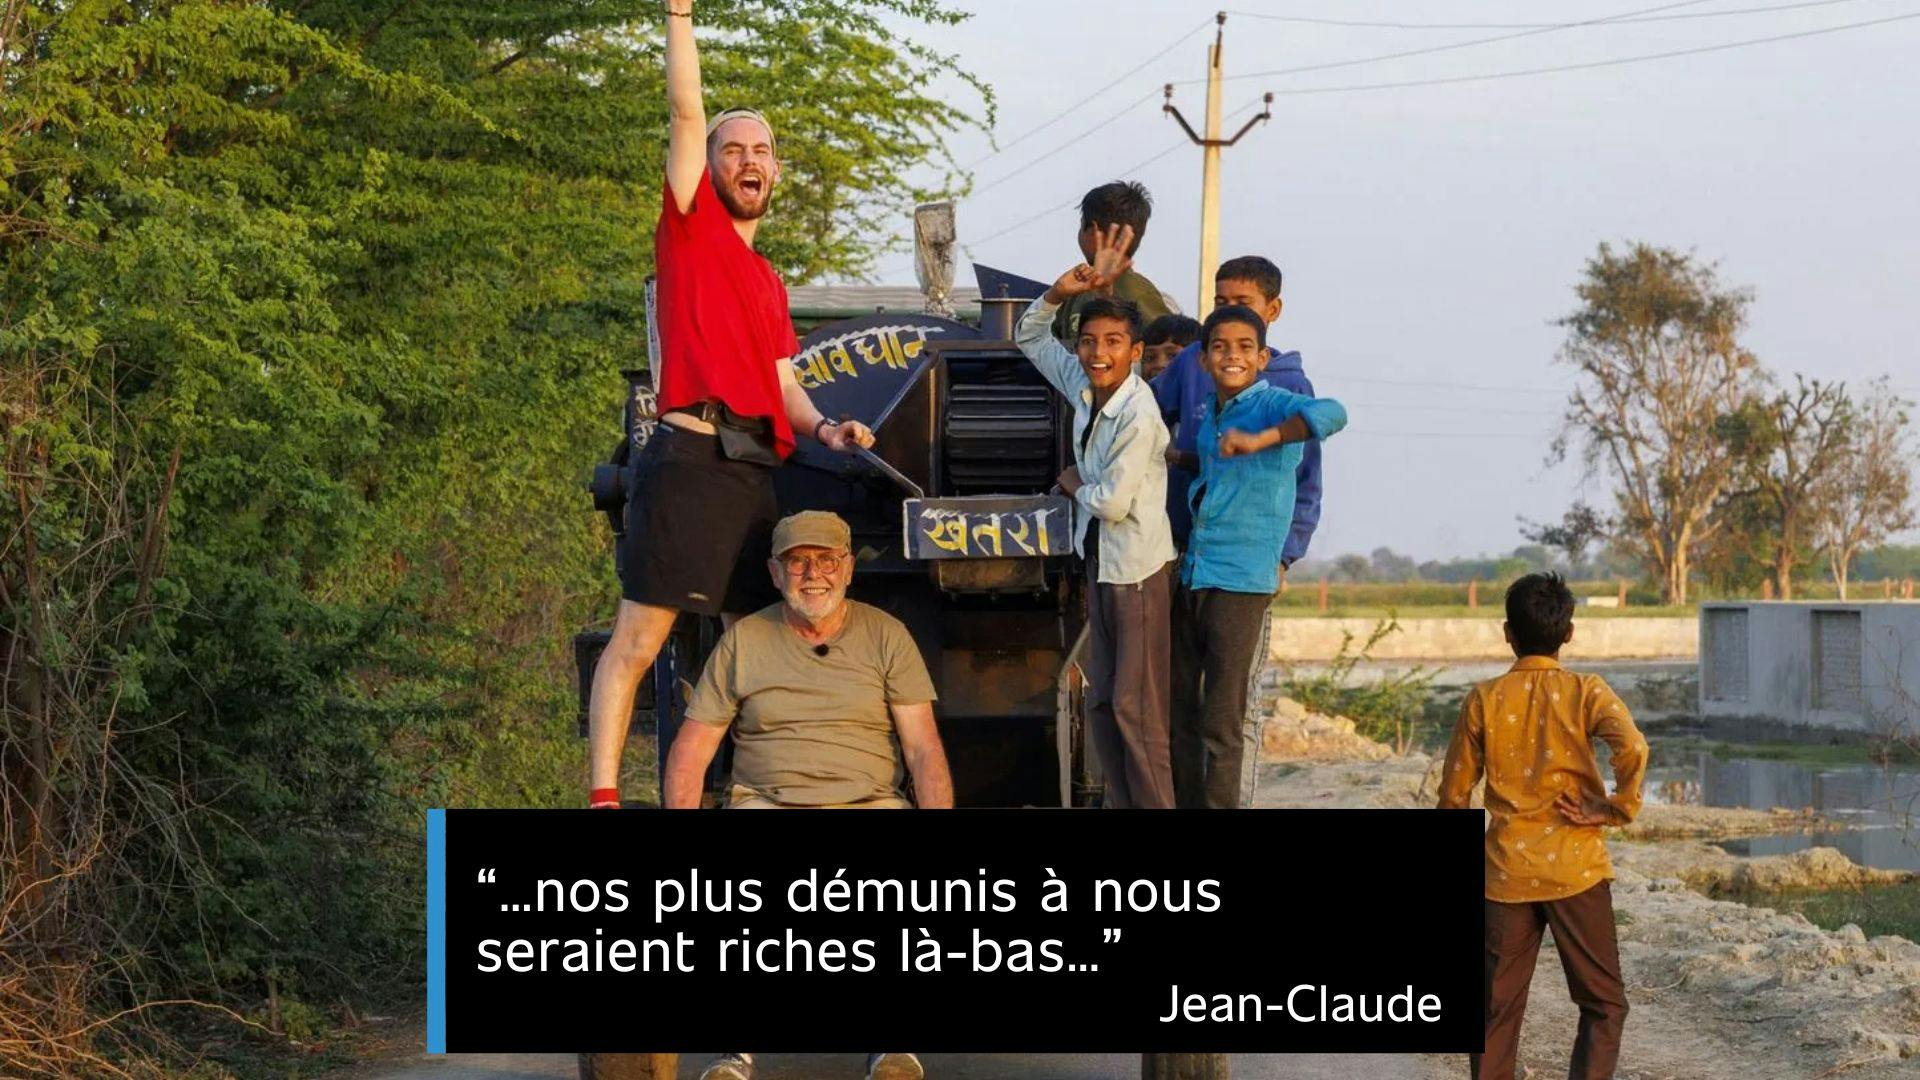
[1252,745,1920,1079]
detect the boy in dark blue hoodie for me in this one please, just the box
[1150,256,1321,564]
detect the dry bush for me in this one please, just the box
[2,355,255,1077]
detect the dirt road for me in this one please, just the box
[1257,755,1920,1079]
[351,1050,1459,1080]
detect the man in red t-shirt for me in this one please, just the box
[586,0,880,822]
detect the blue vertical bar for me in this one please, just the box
[426,808,446,1053]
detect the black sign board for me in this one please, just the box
[904,495,1074,560]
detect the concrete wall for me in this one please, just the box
[1698,602,1920,734]
[1266,616,1698,662]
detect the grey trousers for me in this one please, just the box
[1170,585,1274,809]
[1083,551,1176,810]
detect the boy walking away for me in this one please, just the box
[1150,256,1319,559]
[1166,306,1347,810]
[1051,182,1175,344]
[1437,573,1649,1080]
[1017,224,1178,809]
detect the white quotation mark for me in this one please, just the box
[477,868,534,912]
[1062,928,1124,972]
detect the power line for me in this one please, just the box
[1335,375,1571,396]
[1175,0,1720,87]
[963,18,1212,170]
[886,7,1920,272]
[1347,401,1562,416]
[966,98,1267,249]
[1255,9,1920,97]
[872,19,1214,274]
[1344,430,1546,439]
[1220,0,1869,32]
[968,87,1161,199]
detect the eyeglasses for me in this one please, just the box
[779,552,847,577]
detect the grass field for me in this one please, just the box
[1269,603,1698,619]
[1267,578,1918,617]
[1731,883,1920,943]
[1271,577,1914,616]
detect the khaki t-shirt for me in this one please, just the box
[684,601,938,806]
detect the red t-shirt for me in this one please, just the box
[654,168,800,459]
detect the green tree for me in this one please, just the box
[1551,243,1764,603]
[1518,501,1611,572]
[3,0,983,1067]
[1719,375,1852,599]
[1815,379,1917,597]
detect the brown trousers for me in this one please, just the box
[1082,543,1175,809]
[1475,881,1629,1080]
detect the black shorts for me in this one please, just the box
[619,425,781,617]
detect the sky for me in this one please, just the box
[843,0,1920,561]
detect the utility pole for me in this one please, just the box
[1164,12,1272,314]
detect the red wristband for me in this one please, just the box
[589,787,620,808]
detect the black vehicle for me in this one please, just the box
[578,269,1106,808]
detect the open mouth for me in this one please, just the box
[1219,363,1248,377]
[1087,362,1113,374]
[738,174,765,197]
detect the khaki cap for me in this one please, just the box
[771,510,850,555]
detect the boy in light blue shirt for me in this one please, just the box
[1167,305,1347,808]
[1015,223,1178,809]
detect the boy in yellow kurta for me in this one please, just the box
[1437,572,1648,1080]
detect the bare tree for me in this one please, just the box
[1814,378,1916,599]
[1722,375,1853,600]
[1552,243,1764,604]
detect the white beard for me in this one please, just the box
[785,590,844,624]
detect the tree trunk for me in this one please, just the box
[1143,1052,1230,1080]
[1774,551,1794,602]
[1663,550,1689,606]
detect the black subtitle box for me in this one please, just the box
[430,809,1482,1053]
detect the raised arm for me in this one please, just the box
[664,2,706,213]
[892,702,954,809]
[1017,224,1137,395]
[1014,296,1087,397]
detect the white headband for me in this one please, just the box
[705,108,775,152]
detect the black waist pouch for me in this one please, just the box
[710,401,781,468]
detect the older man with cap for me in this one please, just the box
[663,511,952,813]
[585,0,878,812]
[664,511,948,1080]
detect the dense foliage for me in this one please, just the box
[2,0,983,1068]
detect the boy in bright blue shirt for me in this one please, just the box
[1167,305,1347,809]
[1152,256,1321,560]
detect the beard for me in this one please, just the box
[714,172,772,220]
[783,586,844,624]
